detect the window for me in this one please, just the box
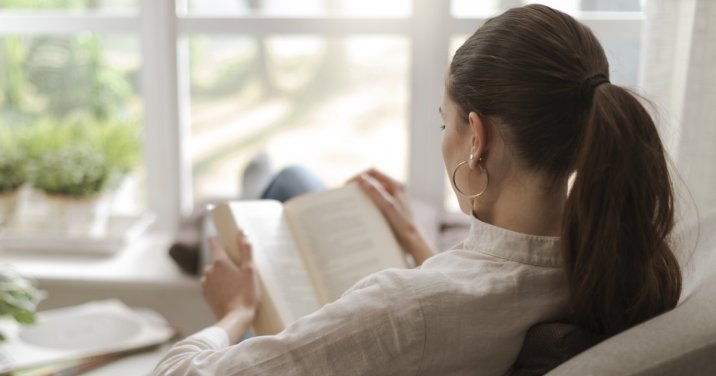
[188,35,409,200]
[183,0,410,17]
[0,0,646,233]
[0,2,144,218]
[0,0,137,12]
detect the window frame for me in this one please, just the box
[0,0,644,234]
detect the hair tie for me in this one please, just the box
[579,74,610,102]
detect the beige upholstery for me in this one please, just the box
[547,210,716,375]
[512,322,604,375]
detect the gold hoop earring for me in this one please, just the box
[451,158,489,198]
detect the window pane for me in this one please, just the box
[181,0,411,17]
[451,0,643,17]
[0,0,137,12]
[0,35,144,214]
[189,35,408,202]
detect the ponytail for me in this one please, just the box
[562,84,682,335]
[448,4,682,336]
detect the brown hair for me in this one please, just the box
[448,4,681,336]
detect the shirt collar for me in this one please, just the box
[463,215,562,267]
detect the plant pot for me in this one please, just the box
[0,189,20,227]
[43,194,110,236]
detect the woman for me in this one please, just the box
[154,4,681,375]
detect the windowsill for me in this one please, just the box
[2,232,214,335]
[2,232,196,289]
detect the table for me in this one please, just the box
[2,233,214,374]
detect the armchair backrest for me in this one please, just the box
[547,210,716,375]
[511,322,604,375]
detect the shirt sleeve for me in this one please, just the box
[153,269,426,376]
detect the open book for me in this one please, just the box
[211,182,407,336]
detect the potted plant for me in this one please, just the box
[19,115,141,235]
[30,144,112,235]
[82,116,142,190]
[0,131,27,227]
[0,266,43,342]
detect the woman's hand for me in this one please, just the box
[351,168,435,265]
[202,232,261,342]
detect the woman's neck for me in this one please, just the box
[472,178,567,237]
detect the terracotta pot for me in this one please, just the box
[43,194,110,236]
[0,189,20,227]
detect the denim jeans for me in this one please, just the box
[260,166,326,202]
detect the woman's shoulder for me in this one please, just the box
[344,246,566,308]
[343,266,427,296]
[343,256,482,301]
[345,249,503,291]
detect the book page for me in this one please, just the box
[212,202,322,333]
[284,183,407,303]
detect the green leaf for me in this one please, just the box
[0,267,43,328]
[12,309,36,324]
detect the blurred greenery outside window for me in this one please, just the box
[189,34,409,201]
[0,0,136,12]
[185,2,411,203]
[0,32,144,214]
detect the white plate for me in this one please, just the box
[0,213,155,255]
[19,312,142,350]
[0,300,174,373]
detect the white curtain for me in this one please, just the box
[639,0,716,218]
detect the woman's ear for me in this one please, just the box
[468,111,488,168]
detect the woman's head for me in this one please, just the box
[444,4,681,336]
[445,4,606,177]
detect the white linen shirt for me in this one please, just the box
[154,216,569,375]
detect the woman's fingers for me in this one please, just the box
[365,168,403,194]
[201,235,261,322]
[358,172,419,238]
[208,236,229,262]
[347,168,404,195]
[345,172,362,184]
[208,230,253,268]
[237,233,254,270]
[358,175,403,222]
